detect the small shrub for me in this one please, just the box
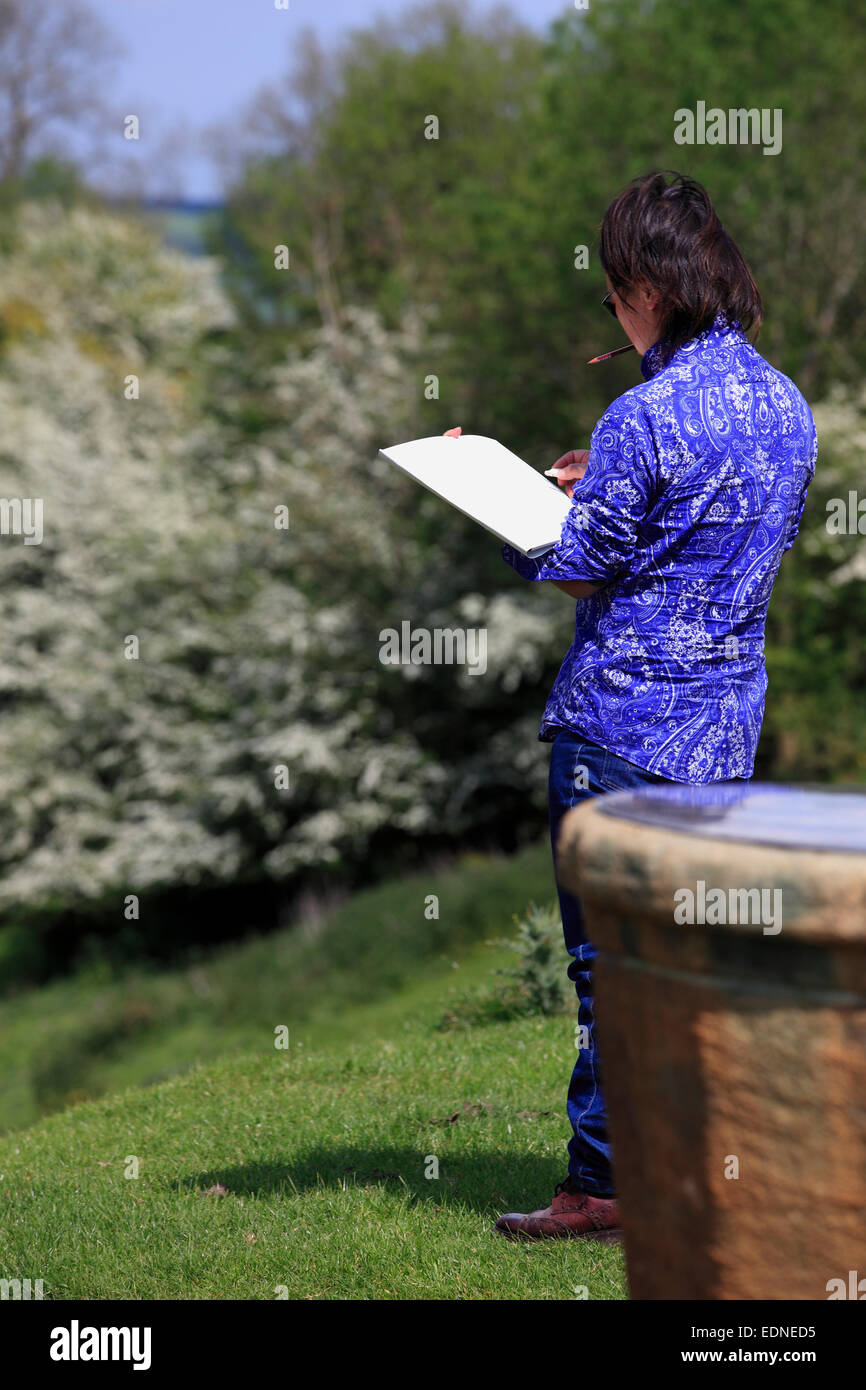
[499,901,568,1016]
[437,900,569,1029]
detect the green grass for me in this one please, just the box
[0,842,555,1134]
[0,1015,625,1300]
[0,840,628,1299]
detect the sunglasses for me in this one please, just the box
[602,291,618,319]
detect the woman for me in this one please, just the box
[490,171,818,1240]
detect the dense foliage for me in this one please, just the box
[0,0,862,978]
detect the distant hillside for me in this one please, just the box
[135,199,224,256]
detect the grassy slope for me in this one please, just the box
[0,844,553,1134]
[0,1016,625,1300]
[0,842,628,1299]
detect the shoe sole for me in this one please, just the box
[496,1224,623,1244]
[581,1227,623,1245]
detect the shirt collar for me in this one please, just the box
[640,314,745,380]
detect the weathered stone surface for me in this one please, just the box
[557,786,866,1300]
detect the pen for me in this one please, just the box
[587,344,636,365]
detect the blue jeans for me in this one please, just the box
[548,729,671,1197]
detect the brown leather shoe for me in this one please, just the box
[495,1177,622,1242]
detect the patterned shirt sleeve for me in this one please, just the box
[502,403,659,585]
[782,413,818,552]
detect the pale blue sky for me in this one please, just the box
[86,0,572,198]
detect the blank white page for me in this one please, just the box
[379,434,571,558]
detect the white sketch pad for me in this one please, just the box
[379,434,571,558]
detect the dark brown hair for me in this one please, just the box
[599,171,763,365]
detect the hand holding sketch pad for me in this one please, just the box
[379,434,571,558]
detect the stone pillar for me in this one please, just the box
[557,783,866,1300]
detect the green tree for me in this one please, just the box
[214,0,866,445]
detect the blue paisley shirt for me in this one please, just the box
[503,316,817,783]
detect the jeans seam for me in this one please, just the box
[569,745,590,806]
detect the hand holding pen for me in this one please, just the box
[544,449,590,499]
